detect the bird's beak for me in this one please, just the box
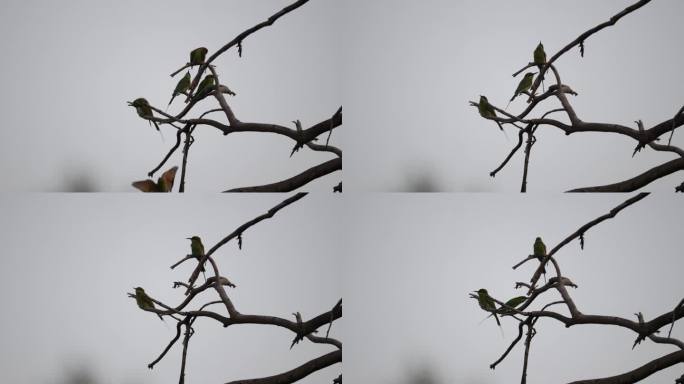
[186,237,191,240]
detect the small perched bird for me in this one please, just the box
[533,237,547,260]
[500,296,527,315]
[195,75,216,98]
[478,96,496,119]
[487,295,526,319]
[510,72,535,103]
[533,236,547,275]
[290,311,307,349]
[134,287,164,321]
[168,72,192,106]
[478,96,504,131]
[131,98,152,117]
[190,47,208,66]
[132,166,178,193]
[532,42,547,94]
[187,236,206,272]
[475,288,500,326]
[129,98,160,131]
[533,42,546,68]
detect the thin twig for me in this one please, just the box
[224,158,341,192]
[185,193,307,294]
[529,193,648,291]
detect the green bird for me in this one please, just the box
[195,75,216,98]
[129,98,160,131]
[131,98,152,117]
[478,96,504,131]
[510,72,535,102]
[533,42,546,67]
[500,296,527,315]
[478,96,496,119]
[475,288,501,326]
[134,287,164,321]
[190,47,208,66]
[187,236,206,272]
[168,72,192,107]
[533,236,547,275]
[486,295,526,320]
[533,237,547,260]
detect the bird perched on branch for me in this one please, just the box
[533,237,546,260]
[190,47,208,66]
[134,287,164,321]
[510,72,535,103]
[129,98,160,131]
[187,236,206,273]
[488,295,527,319]
[533,236,547,275]
[532,42,547,94]
[475,288,501,326]
[168,72,191,107]
[533,42,546,68]
[195,75,216,99]
[478,96,504,131]
[501,296,527,315]
[290,311,307,349]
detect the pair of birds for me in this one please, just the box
[129,47,216,129]
[168,47,216,107]
[134,236,207,319]
[478,42,547,125]
[167,73,217,107]
[474,236,547,326]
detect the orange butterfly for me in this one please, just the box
[132,166,178,192]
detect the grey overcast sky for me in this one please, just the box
[0,194,342,384]
[343,0,684,192]
[0,0,340,192]
[344,194,683,383]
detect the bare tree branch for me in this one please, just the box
[130,1,342,192]
[224,350,341,384]
[224,158,341,192]
[473,0,683,191]
[566,350,684,384]
[475,193,683,384]
[132,193,341,383]
[529,193,648,290]
[186,193,307,294]
[567,158,684,192]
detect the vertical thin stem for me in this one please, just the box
[521,130,535,193]
[180,127,194,193]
